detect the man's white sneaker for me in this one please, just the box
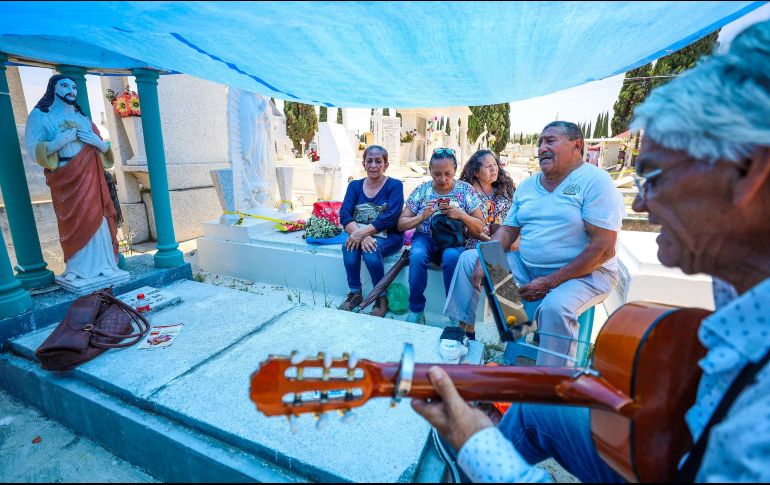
[438,327,469,363]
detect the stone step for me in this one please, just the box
[0,280,482,482]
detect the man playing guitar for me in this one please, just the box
[412,20,770,482]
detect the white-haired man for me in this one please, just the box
[413,20,770,482]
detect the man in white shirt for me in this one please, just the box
[444,120,624,364]
[413,19,770,482]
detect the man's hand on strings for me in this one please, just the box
[411,366,493,451]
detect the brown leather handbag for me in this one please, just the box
[35,288,150,371]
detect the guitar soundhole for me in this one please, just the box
[282,388,364,404]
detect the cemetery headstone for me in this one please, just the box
[380,117,401,165]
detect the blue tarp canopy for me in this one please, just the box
[0,1,765,107]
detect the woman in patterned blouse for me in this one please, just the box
[459,150,516,250]
[454,149,516,339]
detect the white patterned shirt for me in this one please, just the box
[457,277,770,482]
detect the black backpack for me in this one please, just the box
[430,213,466,250]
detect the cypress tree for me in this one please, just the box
[383,108,390,116]
[319,106,327,122]
[598,113,604,138]
[468,103,510,155]
[612,30,719,135]
[593,113,602,138]
[284,101,318,151]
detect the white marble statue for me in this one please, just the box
[472,123,489,153]
[226,87,276,212]
[24,74,129,293]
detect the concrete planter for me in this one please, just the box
[275,166,294,212]
[121,116,147,165]
[313,166,341,201]
[400,142,411,164]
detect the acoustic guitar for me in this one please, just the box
[250,302,710,482]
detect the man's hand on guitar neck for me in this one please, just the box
[411,366,494,451]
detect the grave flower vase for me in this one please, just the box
[276,166,294,212]
[121,116,148,165]
[400,142,411,164]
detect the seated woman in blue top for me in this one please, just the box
[397,148,485,325]
[338,145,405,318]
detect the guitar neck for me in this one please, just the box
[369,363,634,414]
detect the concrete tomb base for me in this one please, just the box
[1,280,485,482]
[606,231,715,313]
[197,217,499,343]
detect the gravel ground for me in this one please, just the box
[0,389,157,483]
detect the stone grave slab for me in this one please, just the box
[9,280,295,401]
[150,304,479,482]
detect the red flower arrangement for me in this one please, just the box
[105,87,141,117]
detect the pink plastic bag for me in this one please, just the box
[404,228,416,246]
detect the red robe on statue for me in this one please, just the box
[44,138,118,262]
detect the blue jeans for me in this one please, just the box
[342,232,404,294]
[498,403,626,483]
[408,232,464,313]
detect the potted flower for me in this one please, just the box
[105,87,145,165]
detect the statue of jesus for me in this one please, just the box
[25,74,128,290]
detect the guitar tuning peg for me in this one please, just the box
[290,351,307,365]
[340,410,357,424]
[347,352,358,369]
[315,412,330,431]
[323,349,332,369]
[287,414,298,434]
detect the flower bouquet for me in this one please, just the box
[303,215,347,245]
[275,219,306,233]
[105,87,141,117]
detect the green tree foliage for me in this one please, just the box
[592,113,602,138]
[468,103,510,155]
[602,112,608,137]
[383,108,390,116]
[284,101,318,151]
[611,30,719,135]
[336,108,343,124]
[319,106,327,122]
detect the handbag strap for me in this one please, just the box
[676,346,770,482]
[88,290,151,349]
